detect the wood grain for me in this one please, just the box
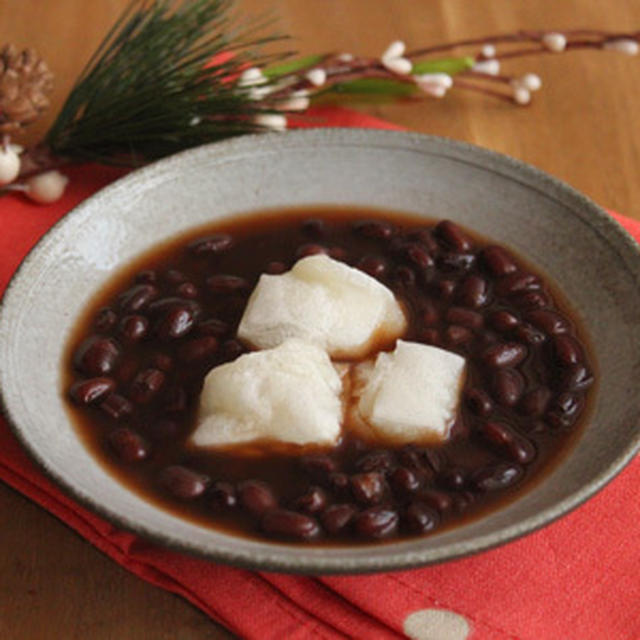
[1,1,639,638]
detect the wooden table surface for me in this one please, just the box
[1,1,639,638]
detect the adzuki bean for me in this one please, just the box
[128,368,165,404]
[403,243,434,269]
[156,306,195,340]
[559,364,594,392]
[465,388,494,417]
[352,219,395,239]
[74,336,121,376]
[350,472,386,505]
[94,308,118,332]
[526,309,570,334]
[135,270,157,284]
[209,482,237,510]
[300,454,338,478]
[446,307,484,330]
[489,310,519,332]
[357,255,388,278]
[177,336,218,363]
[416,489,453,513]
[491,368,525,407]
[391,467,422,495]
[480,421,536,464]
[187,234,233,254]
[434,220,473,252]
[457,275,490,308]
[495,272,540,297]
[206,274,249,294]
[520,387,552,417]
[176,282,199,299]
[118,284,159,312]
[119,315,149,342]
[354,506,399,539]
[295,243,328,259]
[238,480,278,516]
[99,393,133,420]
[480,246,518,277]
[445,325,473,346]
[159,466,210,499]
[512,291,549,311]
[472,463,523,491]
[261,509,321,540]
[292,486,328,514]
[301,218,327,238]
[514,323,546,346]
[547,392,584,429]
[404,502,439,534]
[108,428,149,463]
[69,377,115,405]
[553,335,584,366]
[356,450,396,474]
[321,504,358,534]
[482,342,528,368]
[196,318,229,337]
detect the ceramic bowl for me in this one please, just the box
[1,129,640,574]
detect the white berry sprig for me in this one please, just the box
[242,28,639,135]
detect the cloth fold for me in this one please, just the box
[1,107,639,640]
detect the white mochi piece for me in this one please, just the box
[190,339,343,448]
[237,254,407,358]
[356,340,466,443]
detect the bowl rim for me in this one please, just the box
[1,127,640,574]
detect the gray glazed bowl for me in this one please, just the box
[1,129,640,574]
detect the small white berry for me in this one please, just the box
[513,73,542,92]
[253,113,287,132]
[25,170,69,204]
[472,59,500,75]
[481,44,496,58]
[419,84,447,98]
[337,53,354,62]
[248,85,273,101]
[522,73,542,91]
[542,32,567,52]
[189,116,202,126]
[381,40,406,61]
[513,86,531,105]
[414,72,453,89]
[239,67,267,87]
[277,89,310,112]
[305,68,327,87]
[0,146,21,185]
[382,56,412,75]
[603,38,639,56]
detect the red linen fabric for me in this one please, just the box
[1,107,638,640]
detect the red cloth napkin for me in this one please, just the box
[1,108,639,640]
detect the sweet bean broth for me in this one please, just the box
[64,208,595,543]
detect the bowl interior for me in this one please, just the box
[1,129,640,573]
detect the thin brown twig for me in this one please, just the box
[452,78,515,103]
[406,29,638,59]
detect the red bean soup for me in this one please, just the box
[64,208,595,544]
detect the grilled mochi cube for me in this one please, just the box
[237,254,407,359]
[355,340,466,443]
[190,339,343,448]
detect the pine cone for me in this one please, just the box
[0,44,53,134]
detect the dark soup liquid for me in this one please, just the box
[64,208,595,543]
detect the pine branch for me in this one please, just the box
[45,0,289,165]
